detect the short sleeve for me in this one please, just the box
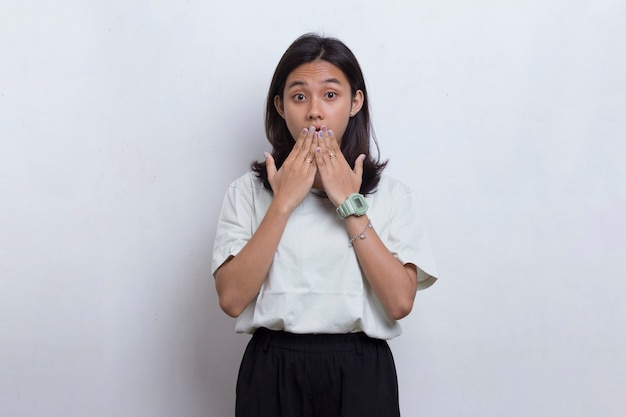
[211,177,255,277]
[385,184,438,290]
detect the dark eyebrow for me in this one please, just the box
[286,80,306,90]
[286,78,343,90]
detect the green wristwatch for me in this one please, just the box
[336,193,368,219]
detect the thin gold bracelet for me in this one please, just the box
[349,221,373,247]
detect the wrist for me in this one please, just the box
[348,219,374,247]
[268,196,297,217]
[336,193,368,219]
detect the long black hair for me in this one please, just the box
[251,33,387,194]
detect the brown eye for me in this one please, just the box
[326,92,336,99]
[294,94,306,101]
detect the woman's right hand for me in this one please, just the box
[265,126,318,213]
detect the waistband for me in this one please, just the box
[252,328,381,353]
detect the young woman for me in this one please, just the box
[212,33,438,417]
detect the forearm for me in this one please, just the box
[215,202,292,317]
[345,215,418,320]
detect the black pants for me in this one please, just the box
[235,328,401,417]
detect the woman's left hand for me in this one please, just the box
[314,127,365,207]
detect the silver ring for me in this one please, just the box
[305,158,313,163]
[329,153,336,159]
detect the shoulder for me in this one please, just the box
[370,174,412,197]
[220,172,271,209]
[227,172,266,193]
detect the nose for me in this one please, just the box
[307,98,322,121]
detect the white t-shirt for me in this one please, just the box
[212,172,438,340]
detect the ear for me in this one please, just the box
[274,95,285,119]
[350,90,364,117]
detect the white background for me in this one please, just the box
[1,1,625,416]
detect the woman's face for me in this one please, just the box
[275,60,363,146]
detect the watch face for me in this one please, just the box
[354,198,365,209]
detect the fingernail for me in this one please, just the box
[319,130,324,138]
[361,154,366,161]
[313,131,319,139]
[309,126,315,132]
[316,147,321,153]
[321,126,328,132]
[264,152,270,159]
[301,128,308,135]
[329,130,335,136]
